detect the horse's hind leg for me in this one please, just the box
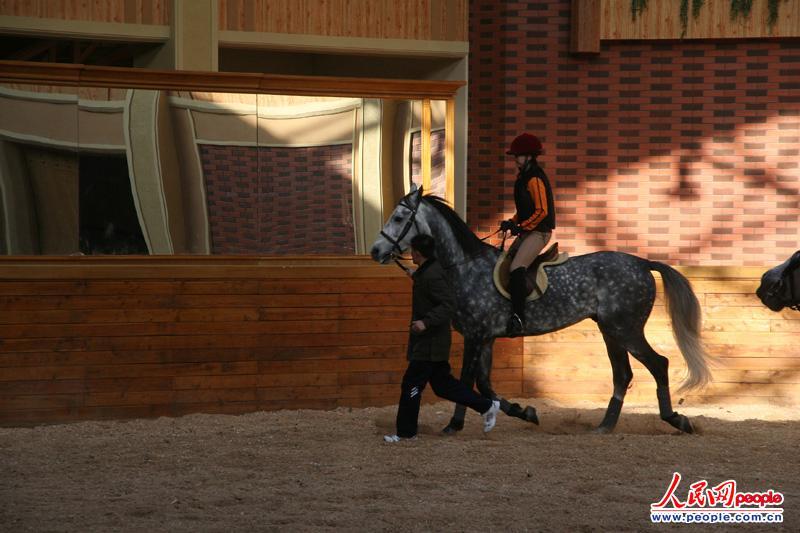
[625,335,694,434]
[445,338,540,433]
[475,340,539,425]
[595,333,633,434]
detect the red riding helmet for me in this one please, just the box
[506,133,543,156]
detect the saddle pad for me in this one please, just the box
[493,249,569,302]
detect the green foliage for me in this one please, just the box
[632,0,785,35]
[768,0,785,28]
[634,0,705,37]
[730,0,754,20]
[631,0,648,20]
[692,0,705,19]
[680,0,689,37]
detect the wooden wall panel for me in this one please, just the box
[218,0,468,41]
[601,0,800,40]
[0,259,795,426]
[0,257,520,425]
[0,0,171,25]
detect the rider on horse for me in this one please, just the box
[500,133,556,336]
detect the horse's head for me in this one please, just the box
[370,184,426,263]
[756,251,800,311]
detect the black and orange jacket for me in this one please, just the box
[512,163,556,232]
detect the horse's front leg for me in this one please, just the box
[477,339,540,426]
[442,339,479,434]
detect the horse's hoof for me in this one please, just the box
[522,406,540,425]
[592,426,613,434]
[679,416,695,434]
[665,412,694,434]
[441,424,460,435]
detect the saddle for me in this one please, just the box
[493,243,569,301]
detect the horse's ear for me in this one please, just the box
[408,183,423,207]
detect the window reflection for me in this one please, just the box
[0,84,78,255]
[0,82,424,255]
[79,155,147,255]
[408,100,447,198]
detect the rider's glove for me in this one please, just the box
[500,219,516,233]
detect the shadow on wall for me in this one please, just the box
[547,108,800,265]
[520,291,800,407]
[469,30,800,267]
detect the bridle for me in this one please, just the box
[380,197,508,275]
[379,199,420,274]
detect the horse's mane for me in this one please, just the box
[421,195,494,256]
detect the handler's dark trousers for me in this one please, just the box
[396,360,493,438]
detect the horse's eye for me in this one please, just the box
[393,216,403,222]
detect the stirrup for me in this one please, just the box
[506,313,524,337]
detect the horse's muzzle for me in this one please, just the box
[370,246,391,264]
[756,283,785,311]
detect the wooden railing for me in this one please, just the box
[0,60,463,99]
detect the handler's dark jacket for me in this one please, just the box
[512,162,556,232]
[407,258,456,362]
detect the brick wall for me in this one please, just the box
[200,144,355,255]
[468,0,800,266]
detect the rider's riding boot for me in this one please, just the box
[507,267,527,336]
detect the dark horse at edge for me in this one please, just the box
[756,250,800,312]
[370,186,712,434]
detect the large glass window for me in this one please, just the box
[0,79,452,255]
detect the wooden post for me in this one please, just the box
[445,98,455,204]
[421,98,431,193]
[570,0,601,54]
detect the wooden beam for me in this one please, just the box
[92,44,141,66]
[75,43,98,64]
[445,98,455,205]
[570,0,601,54]
[0,60,464,100]
[421,99,432,193]
[9,40,57,61]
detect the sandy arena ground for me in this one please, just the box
[1,398,797,532]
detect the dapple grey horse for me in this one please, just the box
[370,186,712,434]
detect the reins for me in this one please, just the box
[390,228,509,274]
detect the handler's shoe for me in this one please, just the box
[383,434,417,443]
[482,400,501,433]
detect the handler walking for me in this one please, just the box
[384,233,500,443]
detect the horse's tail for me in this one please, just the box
[648,261,712,392]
